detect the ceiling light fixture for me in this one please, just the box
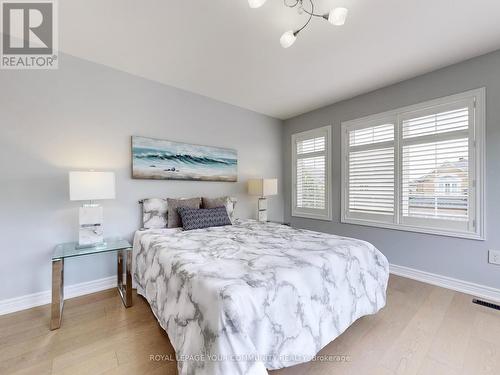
[280,30,298,48]
[248,0,267,8]
[249,0,348,48]
[327,7,348,26]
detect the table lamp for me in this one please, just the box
[248,178,278,222]
[69,171,116,247]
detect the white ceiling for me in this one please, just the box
[59,0,500,119]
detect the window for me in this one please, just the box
[341,89,485,239]
[347,121,395,222]
[292,126,332,220]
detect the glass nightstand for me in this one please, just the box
[51,239,133,330]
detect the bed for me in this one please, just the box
[132,220,389,375]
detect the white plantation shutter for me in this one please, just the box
[297,136,325,154]
[349,147,394,214]
[400,102,474,232]
[345,122,395,222]
[292,126,331,220]
[297,156,326,209]
[341,89,484,239]
[402,107,469,138]
[349,124,394,146]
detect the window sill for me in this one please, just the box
[292,211,332,221]
[341,217,485,241]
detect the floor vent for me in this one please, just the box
[472,299,500,311]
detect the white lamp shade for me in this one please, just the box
[328,7,348,26]
[248,178,278,197]
[248,0,267,9]
[280,30,297,48]
[69,171,116,201]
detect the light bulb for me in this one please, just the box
[328,7,348,26]
[248,0,267,8]
[280,30,297,48]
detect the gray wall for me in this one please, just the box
[283,50,500,289]
[0,54,283,301]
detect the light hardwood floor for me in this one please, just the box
[1,275,499,375]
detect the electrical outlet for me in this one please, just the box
[489,250,500,265]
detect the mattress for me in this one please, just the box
[132,220,389,375]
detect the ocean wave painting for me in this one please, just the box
[132,136,237,182]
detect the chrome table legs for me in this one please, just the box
[50,249,132,330]
[50,258,64,330]
[117,249,132,308]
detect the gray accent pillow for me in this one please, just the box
[202,196,237,223]
[177,207,232,231]
[167,197,201,228]
[142,198,168,229]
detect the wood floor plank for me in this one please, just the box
[378,287,455,375]
[417,357,460,375]
[5,359,53,375]
[336,289,425,375]
[470,310,500,345]
[461,337,500,375]
[52,350,118,375]
[425,317,472,370]
[0,305,49,329]
[0,306,158,373]
[0,277,499,375]
[101,360,177,375]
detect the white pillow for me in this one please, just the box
[142,198,168,229]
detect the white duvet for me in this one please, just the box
[133,220,389,375]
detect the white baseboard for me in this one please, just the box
[390,264,500,303]
[1,265,498,316]
[0,276,116,316]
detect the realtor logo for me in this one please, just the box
[1,0,58,69]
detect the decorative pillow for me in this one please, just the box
[167,198,201,228]
[202,196,237,223]
[141,198,168,229]
[177,207,232,231]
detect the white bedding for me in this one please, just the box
[133,220,389,375]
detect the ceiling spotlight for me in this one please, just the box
[280,30,298,49]
[248,0,267,9]
[327,7,348,26]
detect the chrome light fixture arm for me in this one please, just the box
[291,0,314,36]
[298,3,329,20]
[248,0,348,48]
